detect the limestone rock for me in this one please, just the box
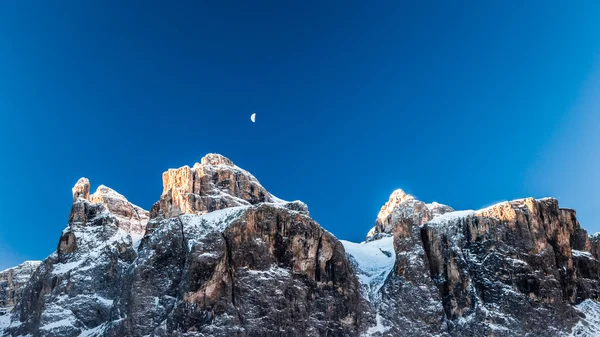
[150,154,283,222]
[4,157,600,337]
[366,189,452,241]
[0,261,41,315]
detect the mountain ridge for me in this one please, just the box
[2,153,600,336]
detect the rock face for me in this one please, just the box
[0,261,41,315]
[366,189,453,241]
[355,191,452,336]
[3,155,600,337]
[346,191,600,336]
[150,153,281,222]
[109,204,364,337]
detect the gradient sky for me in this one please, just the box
[1,1,600,270]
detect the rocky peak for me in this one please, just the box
[150,153,282,221]
[0,261,41,314]
[72,177,90,201]
[367,189,452,241]
[417,197,600,334]
[426,201,454,218]
[376,189,415,220]
[5,157,600,337]
[200,153,234,166]
[68,179,149,236]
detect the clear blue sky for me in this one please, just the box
[1,1,600,270]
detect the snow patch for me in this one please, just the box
[571,299,600,336]
[40,317,77,331]
[425,210,474,228]
[245,266,291,280]
[573,250,594,259]
[341,236,395,302]
[363,313,390,336]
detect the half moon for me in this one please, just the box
[250,113,256,123]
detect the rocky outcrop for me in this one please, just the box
[0,261,41,315]
[354,191,450,336]
[149,154,281,222]
[366,189,452,241]
[106,204,365,337]
[69,178,149,236]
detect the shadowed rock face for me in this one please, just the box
[0,262,41,314]
[107,204,365,337]
[5,180,148,337]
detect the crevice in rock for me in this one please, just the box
[221,232,244,326]
[315,233,323,282]
[192,171,196,195]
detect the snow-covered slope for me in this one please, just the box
[341,236,395,302]
[571,300,600,336]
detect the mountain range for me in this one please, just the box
[1,153,600,336]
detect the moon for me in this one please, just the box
[250,113,256,123]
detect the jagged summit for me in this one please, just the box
[68,178,150,236]
[199,153,235,167]
[150,153,286,221]
[367,188,453,241]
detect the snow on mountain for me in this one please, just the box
[4,155,600,337]
[341,236,395,302]
[571,300,600,336]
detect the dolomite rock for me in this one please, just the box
[366,189,452,241]
[149,153,280,222]
[4,155,600,337]
[2,156,367,337]
[106,204,366,337]
[0,261,41,314]
[348,190,600,336]
[4,180,149,337]
[419,198,600,336]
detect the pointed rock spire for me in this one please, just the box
[72,177,90,201]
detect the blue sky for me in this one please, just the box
[1,1,599,269]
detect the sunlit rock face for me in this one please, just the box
[149,153,281,222]
[68,178,149,237]
[366,189,453,241]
